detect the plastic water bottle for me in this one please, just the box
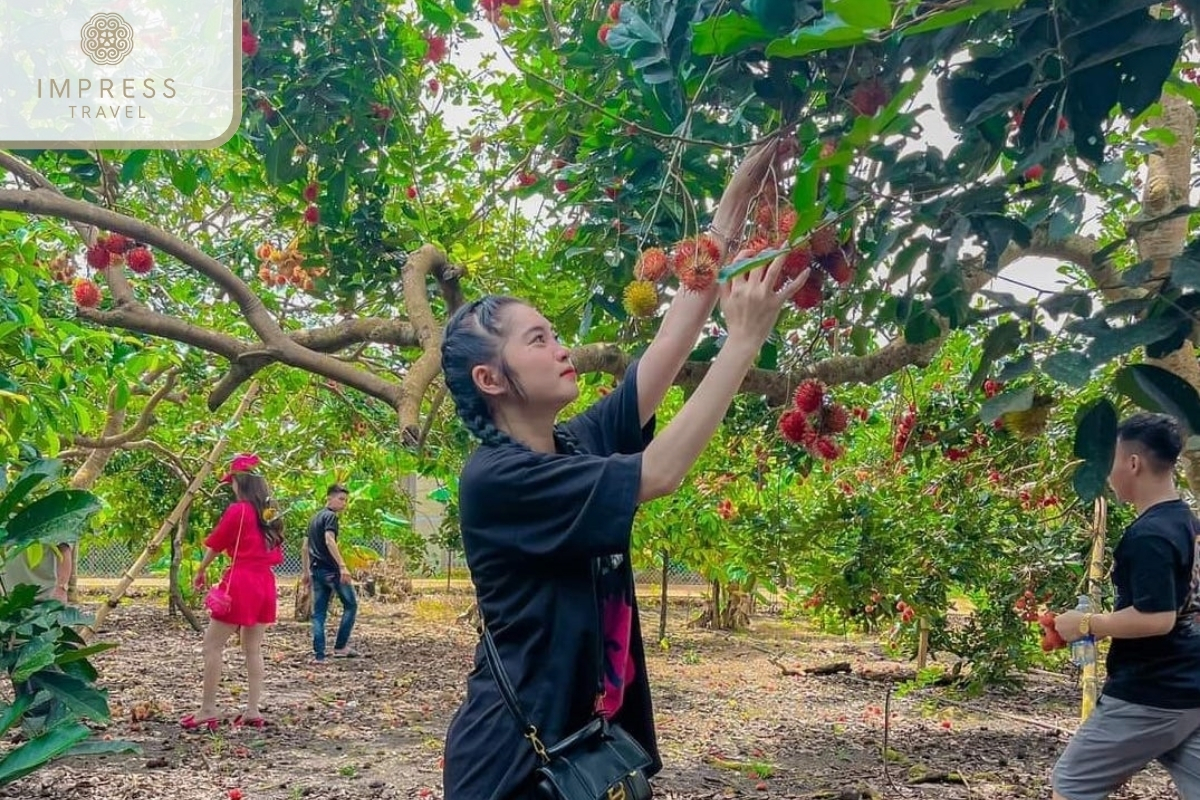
[1070,594,1096,668]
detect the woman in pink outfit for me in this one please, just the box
[181,454,284,731]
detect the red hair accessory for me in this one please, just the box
[218,453,261,484]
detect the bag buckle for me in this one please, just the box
[525,726,550,763]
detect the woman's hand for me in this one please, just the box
[193,572,208,591]
[719,250,808,348]
[637,249,807,503]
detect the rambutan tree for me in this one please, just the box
[5,0,1200,655]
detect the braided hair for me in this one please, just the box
[441,296,584,455]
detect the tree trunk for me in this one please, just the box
[169,503,202,633]
[1080,498,1108,721]
[717,580,753,630]
[916,618,930,670]
[168,516,178,618]
[84,382,260,640]
[658,550,668,644]
[1138,92,1200,489]
[64,408,128,600]
[690,578,753,630]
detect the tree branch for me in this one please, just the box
[0,187,411,410]
[120,440,190,483]
[0,152,97,245]
[72,370,178,449]
[397,245,462,443]
[571,230,1102,403]
[1017,229,1130,303]
[0,188,283,340]
[570,335,945,405]
[292,318,421,351]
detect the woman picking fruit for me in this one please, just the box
[439,141,808,800]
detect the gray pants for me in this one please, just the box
[1053,695,1200,799]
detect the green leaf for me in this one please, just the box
[963,86,1035,128]
[1086,316,1184,366]
[54,642,118,665]
[1073,461,1110,506]
[3,490,100,552]
[417,0,454,28]
[29,671,110,721]
[59,738,141,758]
[1122,259,1154,287]
[1146,316,1193,359]
[0,695,33,736]
[888,238,927,283]
[169,162,197,196]
[1115,364,1200,436]
[1042,351,1093,388]
[719,247,786,282]
[1072,398,1118,504]
[1074,398,1118,463]
[265,136,306,186]
[1070,18,1185,74]
[0,584,38,621]
[1170,257,1200,290]
[0,459,62,524]
[12,635,57,683]
[981,385,1035,424]
[758,338,779,371]
[997,353,1035,382]
[1042,291,1093,319]
[0,721,89,784]
[765,14,870,58]
[691,13,770,56]
[903,308,941,344]
[850,324,873,356]
[902,0,1024,36]
[968,320,1022,391]
[826,0,891,29]
[119,151,151,183]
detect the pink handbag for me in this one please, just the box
[204,584,232,615]
[204,507,244,616]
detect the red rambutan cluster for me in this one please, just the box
[778,379,851,461]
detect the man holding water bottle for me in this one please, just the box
[1050,413,1200,800]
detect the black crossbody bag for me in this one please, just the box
[479,563,653,800]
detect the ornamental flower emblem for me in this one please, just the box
[80,13,134,66]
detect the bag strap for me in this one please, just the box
[480,623,550,763]
[479,556,612,763]
[590,558,606,702]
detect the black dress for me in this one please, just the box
[442,360,661,800]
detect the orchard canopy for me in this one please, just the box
[7,0,1200,513]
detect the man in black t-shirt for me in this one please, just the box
[1052,413,1200,800]
[300,484,359,662]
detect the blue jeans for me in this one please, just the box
[311,571,358,660]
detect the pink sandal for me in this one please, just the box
[179,714,220,732]
[233,714,267,729]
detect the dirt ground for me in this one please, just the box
[0,587,1178,800]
